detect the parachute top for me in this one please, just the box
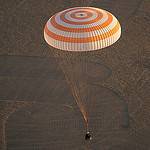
[44,7,121,52]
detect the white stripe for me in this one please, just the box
[44,28,121,51]
[64,9,98,22]
[47,16,118,38]
[59,7,103,14]
[54,10,108,28]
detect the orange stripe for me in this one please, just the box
[60,9,102,25]
[50,12,113,33]
[70,11,92,19]
[45,22,120,43]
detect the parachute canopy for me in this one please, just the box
[44,7,121,51]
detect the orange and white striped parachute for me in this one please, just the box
[44,7,121,51]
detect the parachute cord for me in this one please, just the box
[55,50,88,130]
[86,118,89,132]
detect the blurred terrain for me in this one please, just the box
[0,0,150,149]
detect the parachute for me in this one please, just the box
[44,7,121,131]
